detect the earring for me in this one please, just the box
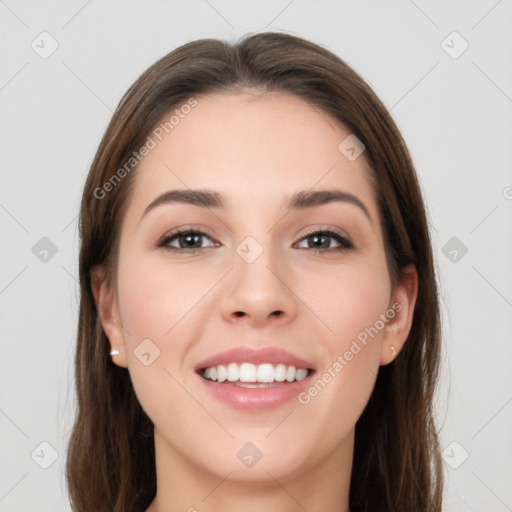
[110,349,120,356]
[390,346,397,357]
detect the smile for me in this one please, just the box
[194,346,317,410]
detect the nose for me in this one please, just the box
[220,244,298,328]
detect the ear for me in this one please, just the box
[91,266,128,368]
[379,264,418,365]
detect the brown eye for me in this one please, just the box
[158,229,216,253]
[295,229,353,253]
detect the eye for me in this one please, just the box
[295,228,353,254]
[156,227,354,255]
[157,228,217,253]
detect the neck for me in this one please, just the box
[146,428,353,512]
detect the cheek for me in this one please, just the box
[296,257,390,418]
[117,253,204,345]
[305,255,391,349]
[115,257,204,423]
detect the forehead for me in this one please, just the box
[128,91,378,221]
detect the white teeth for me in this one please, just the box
[296,368,308,381]
[240,362,257,382]
[227,362,238,382]
[257,363,274,383]
[274,363,287,381]
[217,364,227,382]
[201,362,310,383]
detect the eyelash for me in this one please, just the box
[156,227,354,255]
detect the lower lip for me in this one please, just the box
[196,372,315,410]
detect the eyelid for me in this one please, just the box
[157,224,216,244]
[298,225,353,245]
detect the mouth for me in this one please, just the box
[194,346,316,410]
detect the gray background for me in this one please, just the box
[1,1,511,510]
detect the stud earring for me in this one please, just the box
[110,349,120,356]
[390,346,397,357]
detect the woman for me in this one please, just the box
[66,31,443,511]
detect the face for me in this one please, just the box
[94,90,417,485]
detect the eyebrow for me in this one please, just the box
[141,188,372,223]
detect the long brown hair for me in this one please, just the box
[66,31,443,511]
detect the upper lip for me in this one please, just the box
[194,346,316,372]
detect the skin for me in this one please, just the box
[92,90,418,512]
